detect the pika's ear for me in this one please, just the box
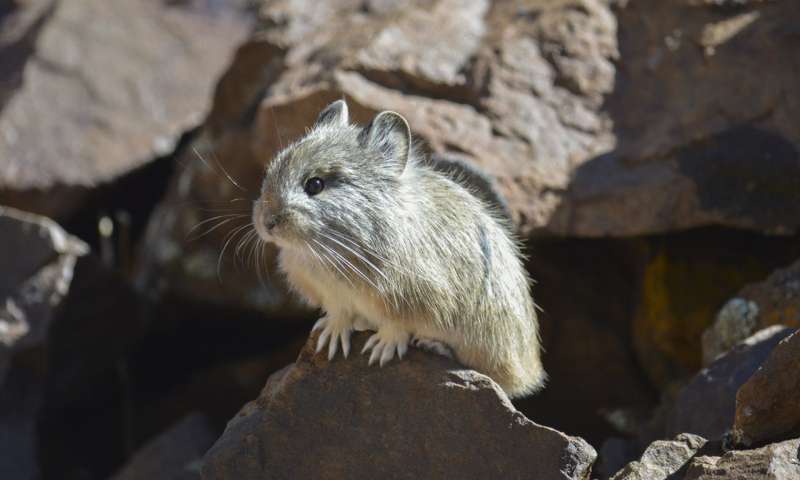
[358,111,410,175]
[314,100,349,128]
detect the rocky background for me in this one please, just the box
[1,0,799,479]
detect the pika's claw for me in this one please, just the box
[312,315,354,361]
[361,333,380,354]
[361,328,411,367]
[341,330,351,358]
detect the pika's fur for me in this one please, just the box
[253,100,545,398]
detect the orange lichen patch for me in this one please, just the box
[633,247,769,389]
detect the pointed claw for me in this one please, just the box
[397,341,407,359]
[328,333,339,360]
[316,329,331,353]
[379,343,395,367]
[362,333,380,354]
[341,331,351,358]
[312,316,327,332]
[368,342,383,366]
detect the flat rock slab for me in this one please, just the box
[704,259,800,364]
[112,413,216,480]
[202,332,596,480]
[732,330,800,447]
[669,326,794,440]
[683,438,800,480]
[0,0,251,218]
[611,433,707,480]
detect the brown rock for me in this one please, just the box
[0,0,251,219]
[560,0,800,236]
[610,433,707,480]
[135,0,619,313]
[0,206,87,479]
[202,332,597,480]
[140,0,800,317]
[0,206,88,385]
[668,326,794,441]
[630,231,799,389]
[732,330,800,447]
[0,206,147,478]
[703,259,800,364]
[111,413,217,480]
[683,438,800,480]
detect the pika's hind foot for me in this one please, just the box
[361,326,410,367]
[412,337,453,359]
[313,314,354,360]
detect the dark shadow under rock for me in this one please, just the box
[203,332,597,480]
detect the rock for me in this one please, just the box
[702,298,760,366]
[515,238,657,446]
[669,326,794,440]
[703,259,800,364]
[731,330,800,447]
[0,0,252,219]
[0,206,88,385]
[682,437,800,480]
[610,433,707,480]
[630,230,799,389]
[111,413,217,480]
[202,332,597,480]
[135,0,619,314]
[140,0,800,318]
[0,206,147,478]
[0,206,87,479]
[560,0,800,237]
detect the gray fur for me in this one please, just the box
[253,101,545,398]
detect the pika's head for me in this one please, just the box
[253,100,412,251]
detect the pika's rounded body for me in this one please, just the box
[253,101,545,398]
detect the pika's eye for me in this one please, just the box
[304,177,325,196]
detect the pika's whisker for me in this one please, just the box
[217,222,254,283]
[192,146,247,193]
[311,239,356,288]
[187,214,250,240]
[317,231,388,282]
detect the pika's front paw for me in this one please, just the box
[361,327,410,367]
[312,315,354,360]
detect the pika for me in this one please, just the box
[253,100,545,398]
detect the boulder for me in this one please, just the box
[111,413,217,480]
[202,331,597,480]
[0,206,87,479]
[610,433,706,480]
[0,206,147,478]
[703,259,800,364]
[668,326,793,441]
[682,438,800,480]
[0,0,252,219]
[731,330,800,447]
[138,0,800,318]
[134,0,619,314]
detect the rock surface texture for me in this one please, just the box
[0,0,251,219]
[0,207,87,479]
[683,438,800,480]
[668,326,794,441]
[731,330,800,448]
[610,433,706,480]
[703,259,800,364]
[138,0,800,315]
[111,413,216,480]
[202,332,597,480]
